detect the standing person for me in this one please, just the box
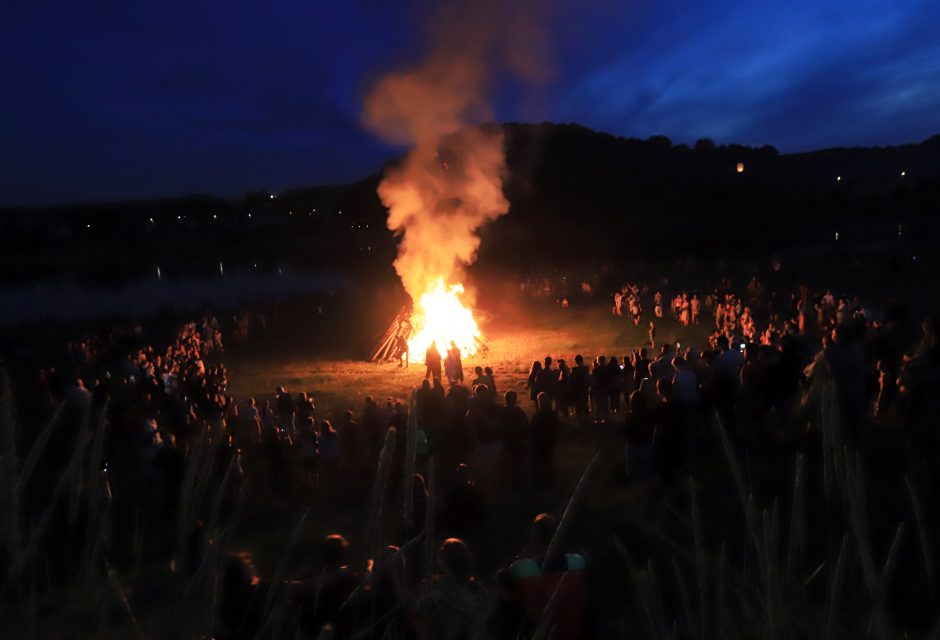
[275,386,297,438]
[650,344,674,381]
[444,341,463,385]
[713,336,746,434]
[361,396,385,461]
[339,410,360,476]
[471,366,487,390]
[495,514,587,640]
[530,392,560,489]
[298,417,319,490]
[648,321,656,351]
[570,355,591,419]
[499,391,528,490]
[607,356,624,414]
[691,294,702,324]
[526,361,543,408]
[319,420,340,489]
[417,539,494,639]
[482,366,497,397]
[632,349,650,392]
[654,291,664,319]
[613,290,623,316]
[425,341,442,380]
[468,385,500,498]
[556,359,572,417]
[396,334,410,368]
[536,357,557,409]
[591,357,610,423]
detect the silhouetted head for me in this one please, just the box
[322,534,349,571]
[530,513,558,554]
[437,538,473,583]
[536,392,551,412]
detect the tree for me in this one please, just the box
[694,138,716,152]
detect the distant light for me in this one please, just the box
[736,162,745,173]
[177,215,181,220]
[86,224,91,229]
[219,261,224,276]
[253,263,258,269]
[898,224,903,238]
[835,231,839,241]
[269,194,275,199]
[156,265,161,279]
[149,217,154,224]
[278,267,283,275]
[212,214,217,220]
[248,213,252,218]
[901,170,906,177]
[836,176,841,182]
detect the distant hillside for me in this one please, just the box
[485,123,940,264]
[1,122,938,283]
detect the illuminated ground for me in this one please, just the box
[227,301,714,418]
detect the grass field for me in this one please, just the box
[217,301,724,627]
[226,301,713,421]
[5,294,936,638]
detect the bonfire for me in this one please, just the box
[406,278,482,363]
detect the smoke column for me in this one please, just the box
[364,0,550,302]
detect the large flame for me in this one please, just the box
[364,1,555,369]
[407,278,481,363]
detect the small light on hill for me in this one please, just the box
[736,162,745,173]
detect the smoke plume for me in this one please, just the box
[364,0,550,302]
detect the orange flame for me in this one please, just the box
[407,278,481,363]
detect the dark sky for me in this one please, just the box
[2,0,938,205]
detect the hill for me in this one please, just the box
[2,123,939,284]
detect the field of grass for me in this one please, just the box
[216,302,727,630]
[226,301,712,420]
[6,295,935,638]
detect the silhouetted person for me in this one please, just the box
[530,392,560,489]
[445,341,463,384]
[441,464,484,538]
[526,360,543,407]
[417,538,493,639]
[499,390,527,490]
[425,341,442,380]
[496,513,587,640]
[570,354,590,418]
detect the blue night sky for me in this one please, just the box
[1,0,938,205]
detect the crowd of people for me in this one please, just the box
[6,268,940,639]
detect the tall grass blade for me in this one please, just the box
[402,391,417,531]
[107,564,146,640]
[365,427,397,567]
[424,455,436,595]
[824,535,847,640]
[906,476,936,606]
